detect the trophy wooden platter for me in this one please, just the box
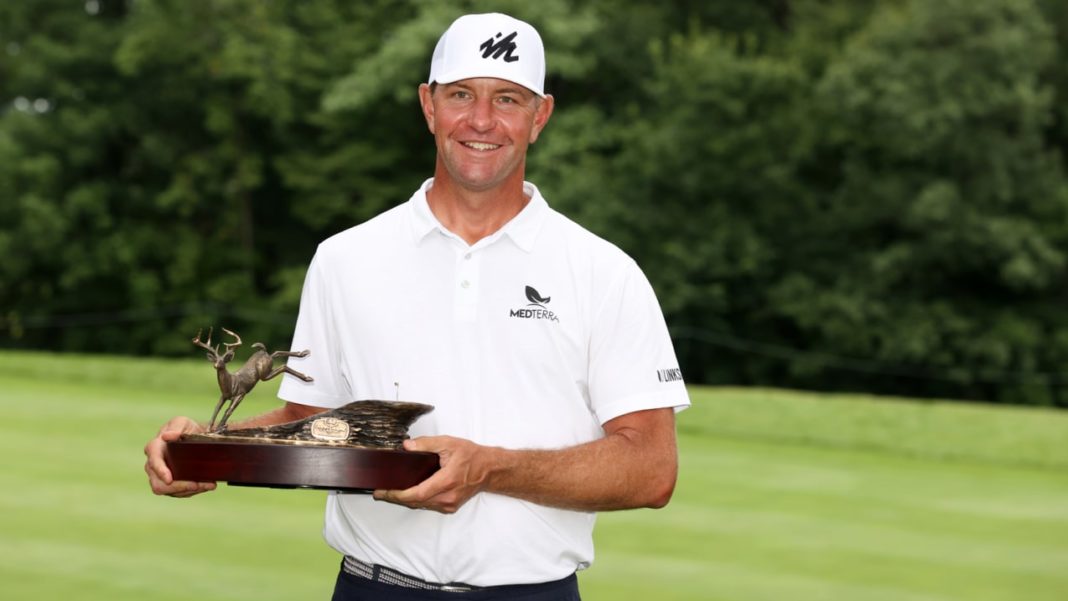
[164,440,439,492]
[163,400,439,493]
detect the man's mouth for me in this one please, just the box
[462,141,501,151]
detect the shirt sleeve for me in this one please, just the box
[587,259,691,425]
[277,250,352,409]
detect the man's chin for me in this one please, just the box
[445,169,512,193]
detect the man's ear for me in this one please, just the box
[528,94,555,144]
[418,83,436,134]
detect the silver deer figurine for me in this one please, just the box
[192,327,313,431]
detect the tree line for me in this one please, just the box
[3,0,1068,407]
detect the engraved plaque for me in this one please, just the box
[310,417,352,442]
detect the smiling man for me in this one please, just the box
[145,13,689,601]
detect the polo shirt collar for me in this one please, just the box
[408,179,442,243]
[407,178,548,253]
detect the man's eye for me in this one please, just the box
[498,96,516,104]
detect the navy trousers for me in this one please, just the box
[331,568,581,601]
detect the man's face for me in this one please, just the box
[419,78,553,193]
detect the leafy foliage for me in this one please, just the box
[2,0,1068,405]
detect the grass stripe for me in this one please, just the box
[685,386,1068,468]
[2,350,1066,600]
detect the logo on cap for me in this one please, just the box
[479,31,519,63]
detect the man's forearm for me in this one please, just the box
[483,408,678,511]
[221,401,326,430]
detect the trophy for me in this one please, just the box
[163,328,439,492]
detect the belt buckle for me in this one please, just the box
[439,584,473,593]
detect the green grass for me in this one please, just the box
[682,387,1068,469]
[0,352,339,600]
[2,350,1067,600]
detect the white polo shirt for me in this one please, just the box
[278,178,690,587]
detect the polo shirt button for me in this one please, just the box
[464,253,472,260]
[461,280,470,289]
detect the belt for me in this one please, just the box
[342,556,483,593]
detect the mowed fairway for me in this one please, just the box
[2,352,1067,600]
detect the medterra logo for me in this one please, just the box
[509,285,560,322]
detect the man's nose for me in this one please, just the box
[468,97,495,131]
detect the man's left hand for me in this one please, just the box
[373,436,493,514]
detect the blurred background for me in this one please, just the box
[3,1,1068,600]
[5,0,1068,407]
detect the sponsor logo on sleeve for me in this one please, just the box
[657,368,684,383]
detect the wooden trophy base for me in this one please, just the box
[162,400,439,493]
[164,439,440,493]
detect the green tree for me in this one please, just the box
[776,0,1068,404]
[1,0,425,353]
[4,0,1068,407]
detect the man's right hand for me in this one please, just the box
[144,416,217,497]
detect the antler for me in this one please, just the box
[221,327,242,356]
[192,327,219,358]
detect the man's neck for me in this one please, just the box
[426,174,530,246]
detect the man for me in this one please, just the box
[145,12,689,600]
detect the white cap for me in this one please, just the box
[428,13,546,97]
